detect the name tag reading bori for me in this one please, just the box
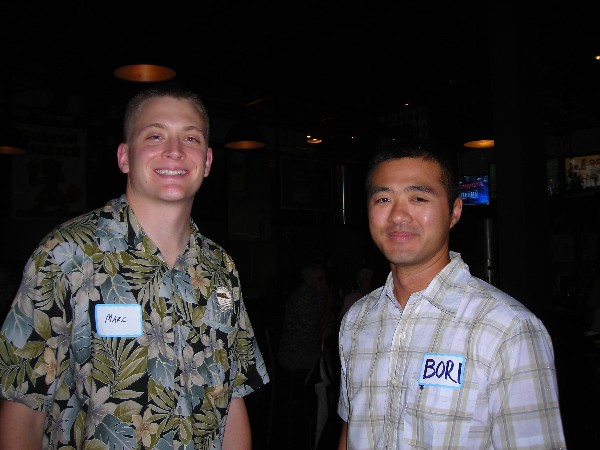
[95,304,143,338]
[418,353,465,388]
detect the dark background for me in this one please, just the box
[1,1,600,448]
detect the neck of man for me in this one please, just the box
[126,194,194,269]
[390,252,451,309]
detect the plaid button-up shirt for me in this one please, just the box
[338,252,565,449]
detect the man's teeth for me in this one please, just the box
[156,169,186,175]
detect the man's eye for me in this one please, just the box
[374,197,390,203]
[185,136,201,144]
[413,196,427,203]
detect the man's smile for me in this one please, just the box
[155,169,188,175]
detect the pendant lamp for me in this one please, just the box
[224,117,266,150]
[114,64,176,83]
[0,119,26,155]
[464,139,494,149]
[1,79,27,154]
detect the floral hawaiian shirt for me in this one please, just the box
[0,196,269,450]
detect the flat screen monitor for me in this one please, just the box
[459,174,490,206]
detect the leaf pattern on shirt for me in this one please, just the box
[0,196,269,449]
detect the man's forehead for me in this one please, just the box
[374,157,442,177]
[370,158,446,194]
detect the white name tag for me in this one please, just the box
[418,353,465,388]
[95,304,143,338]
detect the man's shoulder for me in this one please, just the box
[192,228,224,255]
[35,199,121,248]
[461,277,544,328]
[190,227,237,270]
[342,286,384,324]
[57,206,106,229]
[443,254,537,318]
[57,197,121,225]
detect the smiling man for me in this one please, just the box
[337,143,565,449]
[0,83,269,449]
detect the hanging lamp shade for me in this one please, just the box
[464,139,494,149]
[461,115,494,149]
[461,101,494,149]
[306,126,323,144]
[0,120,26,154]
[113,64,176,82]
[224,118,266,149]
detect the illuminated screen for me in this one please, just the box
[459,174,490,206]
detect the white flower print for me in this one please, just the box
[74,362,92,399]
[1,382,38,409]
[179,344,206,388]
[132,409,159,447]
[85,382,117,437]
[71,259,108,303]
[46,316,70,356]
[137,310,175,359]
[34,347,64,385]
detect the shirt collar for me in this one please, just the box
[382,252,470,315]
[99,195,200,268]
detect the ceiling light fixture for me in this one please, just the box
[306,134,323,144]
[462,109,494,150]
[224,118,266,150]
[113,64,176,82]
[222,3,267,151]
[1,77,27,154]
[463,139,495,149]
[0,119,26,155]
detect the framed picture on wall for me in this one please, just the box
[11,123,87,220]
[563,153,600,194]
[280,156,333,211]
[227,151,272,240]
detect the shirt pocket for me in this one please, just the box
[403,378,480,448]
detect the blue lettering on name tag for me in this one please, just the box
[95,304,143,337]
[418,353,465,388]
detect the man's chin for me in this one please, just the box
[157,188,195,202]
[380,245,416,263]
[386,250,426,268]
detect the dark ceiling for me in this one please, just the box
[2,1,600,160]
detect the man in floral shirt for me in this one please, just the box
[0,83,269,449]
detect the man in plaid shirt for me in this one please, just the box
[337,143,565,449]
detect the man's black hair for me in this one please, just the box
[365,138,459,212]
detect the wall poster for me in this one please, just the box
[11,123,87,220]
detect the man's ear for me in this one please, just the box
[117,143,129,174]
[450,197,463,229]
[204,147,213,177]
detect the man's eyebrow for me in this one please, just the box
[369,186,392,196]
[406,184,435,194]
[140,123,205,133]
[142,122,166,131]
[369,184,439,197]
[183,125,205,133]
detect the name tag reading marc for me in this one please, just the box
[95,304,143,337]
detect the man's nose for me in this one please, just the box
[389,201,411,224]
[164,140,184,159]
